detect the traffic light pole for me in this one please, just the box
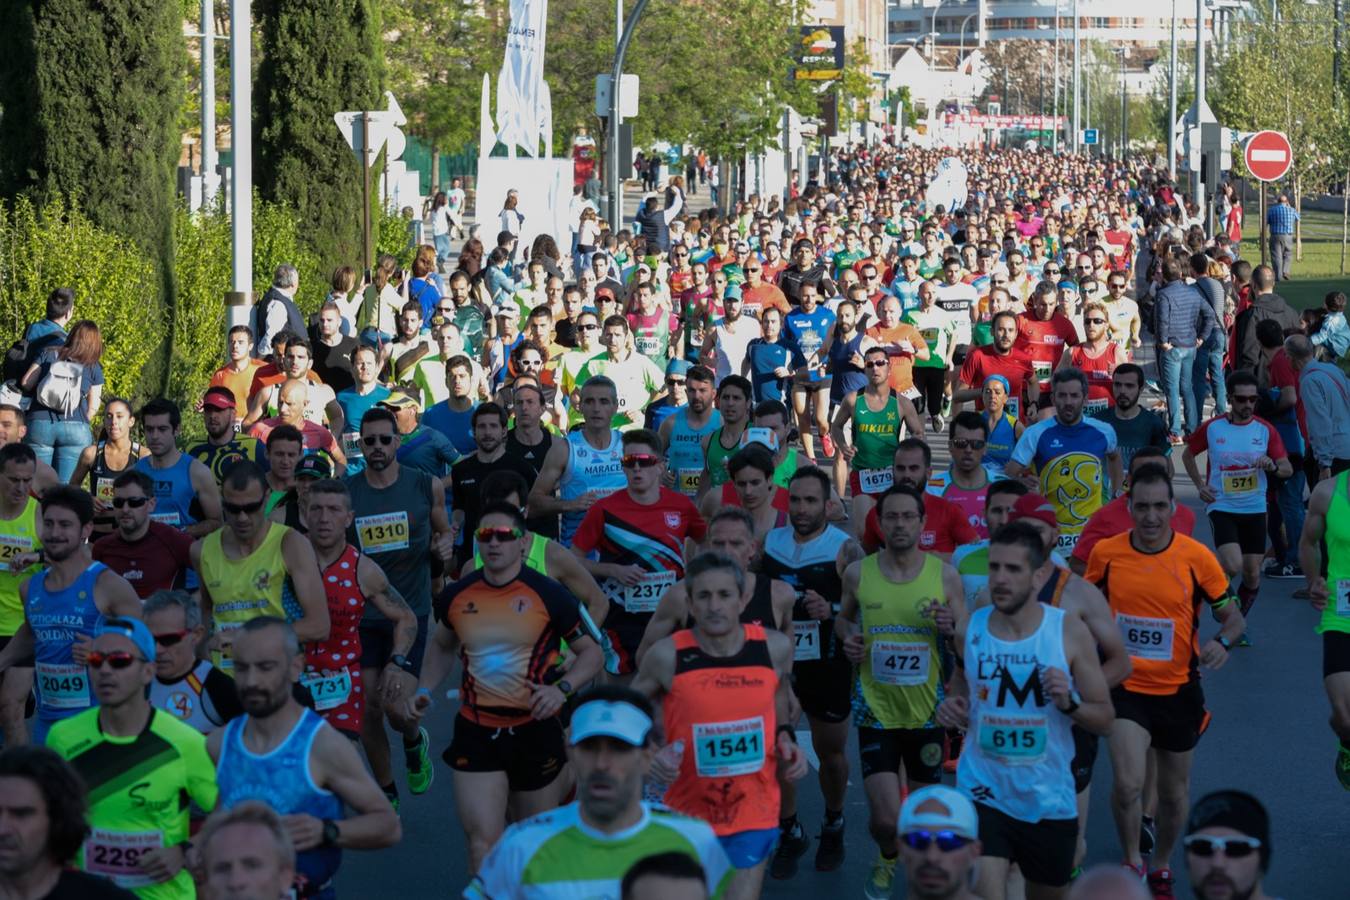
[607,0,649,231]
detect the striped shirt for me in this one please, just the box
[1266,202,1300,235]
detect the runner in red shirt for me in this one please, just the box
[91,470,194,598]
[957,310,1037,419]
[1015,282,1080,400]
[861,438,977,557]
[1061,300,1127,417]
[1069,447,1197,574]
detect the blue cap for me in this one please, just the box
[1057,279,1080,294]
[723,283,743,302]
[96,616,156,663]
[666,359,693,377]
[982,374,1011,395]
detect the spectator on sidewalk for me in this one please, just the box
[1266,193,1299,281]
[252,264,306,357]
[1286,333,1350,483]
[1153,256,1215,441]
[1233,265,1300,373]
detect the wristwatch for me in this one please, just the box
[1060,689,1082,715]
[390,654,415,675]
[321,819,341,848]
[557,679,574,697]
[1216,634,1233,651]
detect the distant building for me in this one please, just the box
[887,0,1218,50]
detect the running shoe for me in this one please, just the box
[1271,563,1304,579]
[406,726,434,795]
[940,396,952,416]
[1138,816,1156,857]
[815,818,846,871]
[1337,743,1350,790]
[768,820,810,879]
[864,853,897,900]
[820,433,835,459]
[931,414,945,433]
[1237,632,1252,648]
[1147,867,1176,899]
[1122,861,1146,880]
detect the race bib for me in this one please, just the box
[0,533,34,572]
[677,468,702,496]
[977,712,1048,764]
[85,828,163,888]
[148,512,181,526]
[1084,398,1109,415]
[341,431,364,460]
[621,570,677,613]
[1221,468,1258,494]
[1033,361,1053,382]
[870,640,930,686]
[920,327,939,343]
[356,512,410,553]
[1336,579,1350,615]
[35,662,89,710]
[95,477,115,503]
[1006,396,1020,418]
[692,716,766,777]
[793,620,821,661]
[301,669,353,711]
[859,467,894,494]
[1118,613,1174,661]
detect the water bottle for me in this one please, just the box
[642,739,684,805]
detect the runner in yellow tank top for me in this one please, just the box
[836,483,966,900]
[190,461,330,671]
[0,443,43,747]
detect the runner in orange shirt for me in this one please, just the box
[1083,464,1245,896]
[866,295,930,397]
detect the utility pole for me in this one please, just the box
[226,0,252,332]
[1168,0,1178,179]
[1119,49,1128,159]
[1072,0,1081,151]
[201,0,219,206]
[607,0,649,232]
[1191,0,1206,225]
[1053,0,1061,152]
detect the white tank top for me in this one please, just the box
[957,604,1077,822]
[559,428,625,543]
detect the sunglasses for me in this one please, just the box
[1084,318,1107,325]
[112,496,149,509]
[580,323,599,331]
[1232,395,1259,404]
[745,268,761,273]
[666,378,686,386]
[901,830,975,853]
[866,360,890,368]
[951,439,987,450]
[1183,835,1262,858]
[223,498,266,516]
[154,629,192,647]
[1109,282,1127,289]
[87,651,146,670]
[475,526,523,543]
[622,453,662,469]
[362,434,396,447]
[436,306,455,314]
[1044,268,1061,274]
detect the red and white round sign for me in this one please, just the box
[1244,131,1293,182]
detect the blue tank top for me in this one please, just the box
[135,454,198,529]
[667,408,721,497]
[984,412,1018,477]
[558,429,625,543]
[828,329,867,399]
[218,708,343,891]
[28,562,106,723]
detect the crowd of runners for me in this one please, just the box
[0,141,1341,900]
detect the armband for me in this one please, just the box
[1210,594,1235,612]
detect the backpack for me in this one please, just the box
[3,328,63,385]
[35,359,85,415]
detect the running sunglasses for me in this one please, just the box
[622,453,662,469]
[1183,835,1262,858]
[900,830,975,853]
[154,630,192,647]
[87,651,146,670]
[475,526,522,543]
[951,439,986,450]
[1084,318,1107,325]
[362,434,396,446]
[112,496,149,509]
[223,498,265,516]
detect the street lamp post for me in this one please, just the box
[226,0,252,331]
[1168,0,1178,179]
[1071,0,1081,150]
[1116,47,1127,158]
[1053,0,1061,152]
[958,13,977,59]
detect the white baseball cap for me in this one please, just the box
[569,698,653,747]
[898,785,979,840]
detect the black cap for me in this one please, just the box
[1186,790,1271,870]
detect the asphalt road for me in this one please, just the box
[338,419,1349,899]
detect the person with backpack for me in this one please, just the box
[19,320,104,481]
[252,263,307,357]
[2,288,74,395]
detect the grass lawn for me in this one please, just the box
[1241,207,1350,309]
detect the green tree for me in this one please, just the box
[254,0,385,275]
[0,0,184,390]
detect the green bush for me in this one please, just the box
[0,195,162,403]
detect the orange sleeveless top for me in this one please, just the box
[663,624,780,835]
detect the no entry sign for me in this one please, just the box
[1244,131,1293,182]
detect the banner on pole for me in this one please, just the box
[495,0,550,155]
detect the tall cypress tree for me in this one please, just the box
[254,0,384,277]
[0,0,183,315]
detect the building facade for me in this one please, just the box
[887,0,1212,49]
